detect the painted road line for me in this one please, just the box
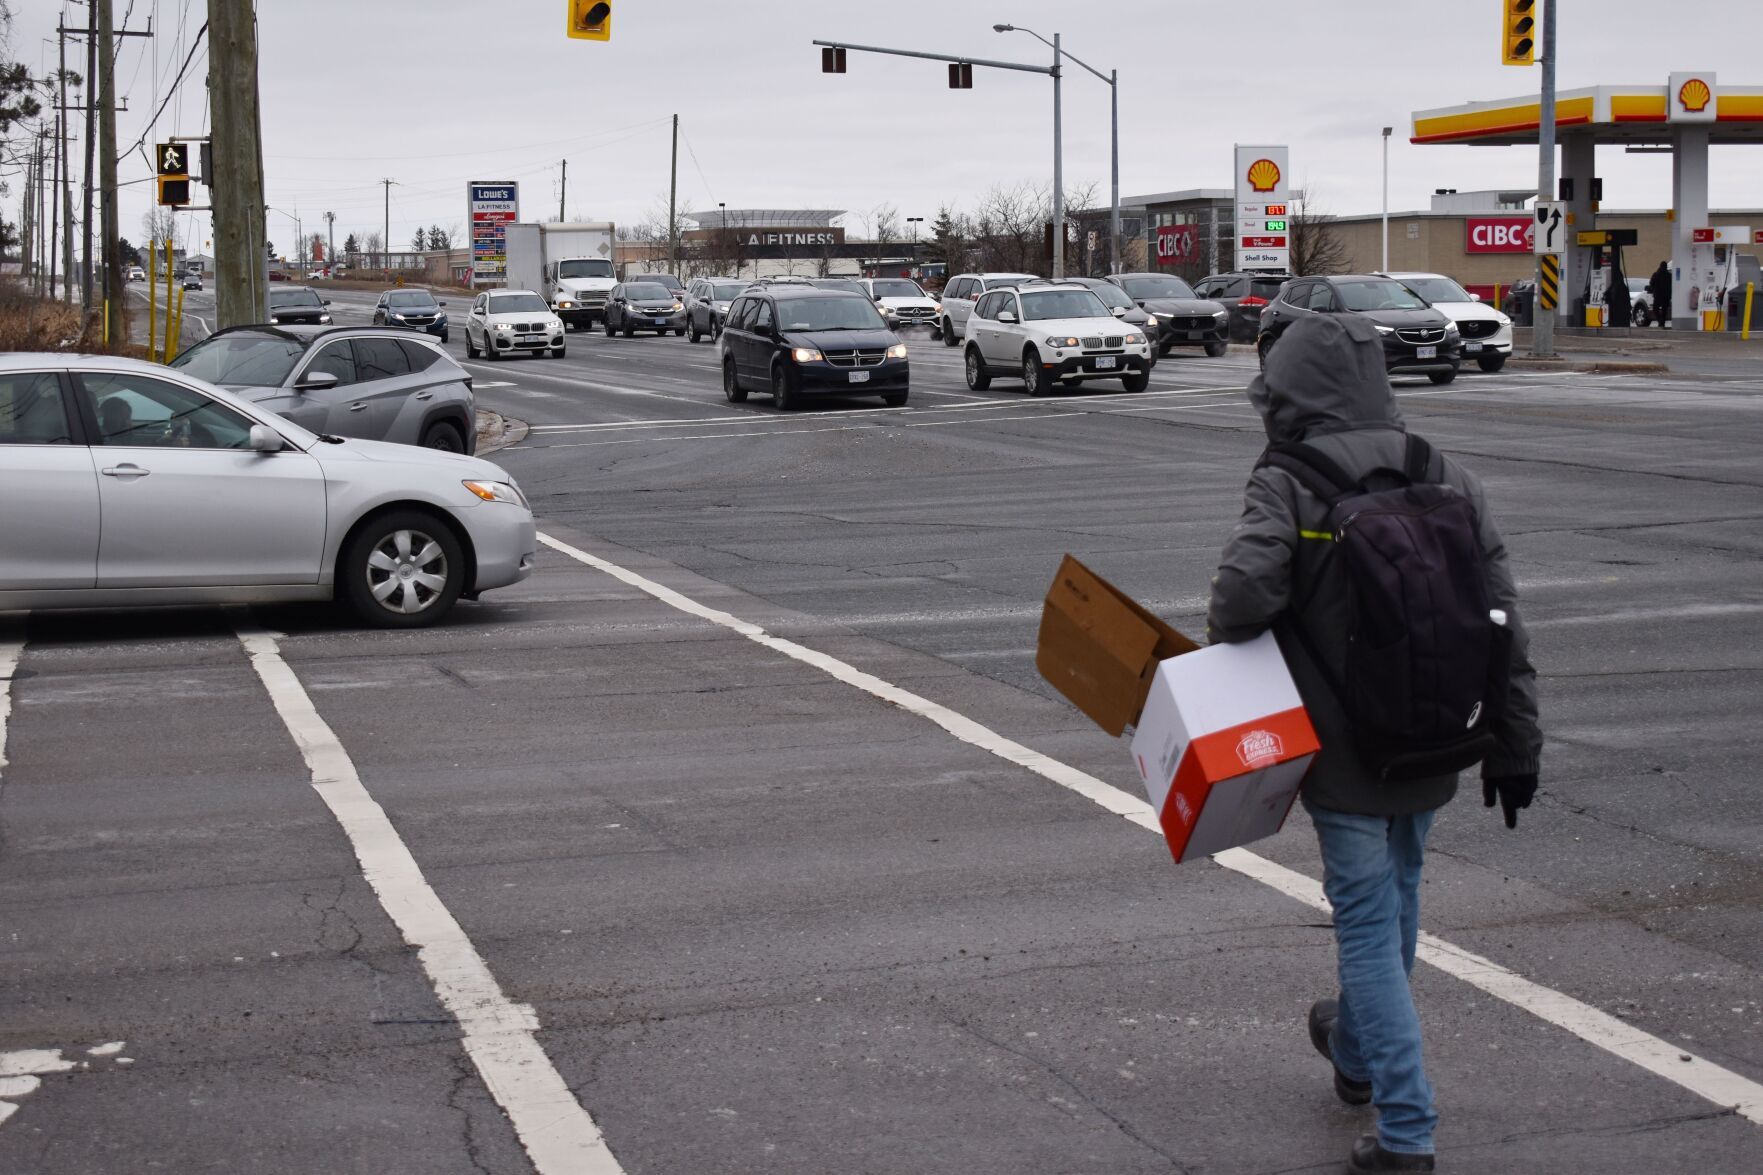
[536,531,1763,1128]
[232,621,624,1174]
[0,638,19,794]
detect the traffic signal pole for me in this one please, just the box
[1534,1,1557,358]
[812,39,1061,274]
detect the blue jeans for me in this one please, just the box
[1305,798,1439,1155]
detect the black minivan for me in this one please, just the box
[1257,274,1462,384]
[718,287,909,409]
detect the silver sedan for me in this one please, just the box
[0,354,536,627]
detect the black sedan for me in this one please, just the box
[1257,274,1461,383]
[266,286,332,326]
[374,288,450,342]
[604,282,687,337]
[718,287,908,410]
[1105,273,1229,357]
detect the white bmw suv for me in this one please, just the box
[961,283,1152,395]
[1386,272,1514,373]
[938,272,1039,345]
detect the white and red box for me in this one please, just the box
[1129,633,1319,863]
[1036,556,1318,865]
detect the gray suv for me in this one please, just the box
[171,326,476,453]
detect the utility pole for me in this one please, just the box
[381,178,397,274]
[97,0,122,338]
[57,24,72,302]
[80,6,97,311]
[668,115,679,275]
[1050,33,1063,279]
[210,0,266,328]
[20,136,33,291]
[324,210,335,271]
[51,28,64,298]
[558,159,567,222]
[1533,0,1557,359]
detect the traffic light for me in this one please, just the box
[821,46,846,74]
[948,62,973,89]
[157,176,190,207]
[567,0,611,41]
[1501,0,1536,66]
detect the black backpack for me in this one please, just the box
[1261,435,1510,781]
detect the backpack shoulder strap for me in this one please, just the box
[1258,441,1357,504]
[1403,434,1436,484]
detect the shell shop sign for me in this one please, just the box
[1235,144,1290,271]
[1465,216,1535,255]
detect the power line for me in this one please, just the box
[116,19,205,163]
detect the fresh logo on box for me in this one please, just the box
[1235,729,1284,767]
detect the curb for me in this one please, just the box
[1505,357,1671,374]
[475,410,529,456]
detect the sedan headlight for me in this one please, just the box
[886,343,908,359]
[1046,335,1080,348]
[792,347,824,363]
[463,480,527,507]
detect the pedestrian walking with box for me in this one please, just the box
[1206,314,1544,1173]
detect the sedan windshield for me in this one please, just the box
[625,283,673,301]
[870,279,925,298]
[558,258,614,279]
[1021,289,1111,321]
[776,296,885,332]
[1120,276,1197,300]
[487,293,551,315]
[387,291,438,309]
[170,333,308,387]
[1399,277,1469,304]
[711,282,746,300]
[1336,280,1429,312]
[269,288,323,308]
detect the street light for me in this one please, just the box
[907,216,923,273]
[996,25,1119,275]
[1381,127,1393,273]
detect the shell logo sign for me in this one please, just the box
[1235,145,1290,271]
[1246,158,1282,193]
[1669,71,1717,123]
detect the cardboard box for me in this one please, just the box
[1036,556,1318,864]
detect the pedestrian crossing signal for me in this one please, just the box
[157,176,190,207]
[1502,0,1536,66]
[567,0,611,41]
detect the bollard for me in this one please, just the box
[1745,283,1755,342]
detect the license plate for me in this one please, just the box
[1186,330,1205,340]
[1465,342,1483,353]
[518,334,544,343]
[654,318,669,325]
[1416,345,1437,359]
[1093,356,1117,370]
[848,371,870,384]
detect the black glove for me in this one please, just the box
[1483,774,1537,829]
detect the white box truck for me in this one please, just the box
[504,221,617,330]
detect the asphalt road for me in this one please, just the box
[4,287,1763,1173]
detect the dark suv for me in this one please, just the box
[1105,273,1229,357]
[604,282,686,337]
[373,288,449,342]
[718,287,909,410]
[1193,271,1291,343]
[1256,274,1461,384]
[266,286,332,326]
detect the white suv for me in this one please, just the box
[962,283,1152,395]
[938,272,1038,346]
[1385,271,1514,373]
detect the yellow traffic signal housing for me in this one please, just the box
[1502,0,1536,66]
[158,175,191,207]
[567,0,611,40]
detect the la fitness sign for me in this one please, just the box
[1465,215,1534,255]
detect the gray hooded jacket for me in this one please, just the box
[1206,314,1542,816]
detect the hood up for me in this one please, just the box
[1249,313,1404,444]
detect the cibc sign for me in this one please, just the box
[1466,215,1534,254]
[1156,224,1198,266]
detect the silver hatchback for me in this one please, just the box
[171,326,477,453]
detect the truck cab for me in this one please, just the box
[551,256,617,328]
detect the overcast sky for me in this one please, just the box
[17,0,1763,259]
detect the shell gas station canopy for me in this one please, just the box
[1410,78,1763,328]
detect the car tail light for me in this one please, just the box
[1239,296,1269,310]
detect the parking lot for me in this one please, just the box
[5,289,1763,1173]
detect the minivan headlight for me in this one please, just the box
[463,480,527,506]
[886,343,908,359]
[792,347,823,363]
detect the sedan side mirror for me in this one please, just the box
[248,424,284,452]
[296,370,339,392]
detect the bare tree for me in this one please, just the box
[140,206,179,250]
[1289,188,1348,277]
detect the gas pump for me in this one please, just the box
[1686,226,1752,331]
[1575,229,1637,328]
